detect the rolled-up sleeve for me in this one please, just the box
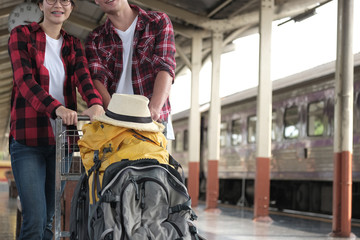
[152,13,176,81]
[85,33,111,89]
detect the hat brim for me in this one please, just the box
[94,114,164,132]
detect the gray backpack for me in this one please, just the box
[87,158,205,240]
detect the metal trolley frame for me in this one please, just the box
[54,116,89,240]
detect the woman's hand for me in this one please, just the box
[55,106,78,125]
[82,104,105,122]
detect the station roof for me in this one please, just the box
[0,0,330,152]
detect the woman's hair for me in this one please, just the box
[37,0,76,23]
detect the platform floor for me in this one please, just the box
[0,182,359,240]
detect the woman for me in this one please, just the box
[8,0,104,238]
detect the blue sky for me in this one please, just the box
[170,0,360,114]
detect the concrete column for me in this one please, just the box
[331,0,354,237]
[206,31,222,210]
[188,32,202,207]
[253,0,273,222]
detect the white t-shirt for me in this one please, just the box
[165,115,175,140]
[114,16,174,140]
[115,16,137,94]
[44,34,66,135]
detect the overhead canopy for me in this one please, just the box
[0,0,330,152]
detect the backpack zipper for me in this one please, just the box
[130,178,140,200]
[119,177,171,239]
[101,165,188,198]
[167,221,184,237]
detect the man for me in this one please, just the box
[85,0,176,139]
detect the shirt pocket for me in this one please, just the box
[136,35,155,64]
[97,45,118,73]
[98,45,116,63]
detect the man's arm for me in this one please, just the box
[148,71,172,122]
[85,32,112,109]
[93,80,112,109]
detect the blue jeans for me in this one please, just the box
[10,138,56,240]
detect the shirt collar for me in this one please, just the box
[28,22,69,39]
[104,4,152,34]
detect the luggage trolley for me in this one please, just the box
[54,116,90,240]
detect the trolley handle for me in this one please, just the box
[77,115,91,121]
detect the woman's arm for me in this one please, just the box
[8,26,62,119]
[73,38,104,120]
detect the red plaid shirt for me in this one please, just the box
[8,22,103,146]
[85,5,176,121]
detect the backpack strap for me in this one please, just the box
[169,154,185,181]
[87,150,100,204]
[187,222,207,240]
[168,198,198,221]
[87,150,100,176]
[88,146,113,204]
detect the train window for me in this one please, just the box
[203,127,208,148]
[183,130,189,151]
[175,132,184,152]
[284,106,299,139]
[247,115,257,143]
[220,122,228,147]
[307,101,325,136]
[272,112,276,140]
[231,119,242,145]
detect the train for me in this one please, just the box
[171,53,360,218]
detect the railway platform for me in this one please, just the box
[1,182,360,240]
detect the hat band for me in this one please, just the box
[105,109,152,123]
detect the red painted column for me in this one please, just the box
[253,157,272,222]
[330,0,354,237]
[331,151,352,237]
[206,160,219,209]
[188,161,200,207]
[253,0,273,222]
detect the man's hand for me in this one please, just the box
[55,106,78,125]
[149,71,172,122]
[148,103,161,122]
[82,104,105,122]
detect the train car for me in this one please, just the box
[172,53,360,218]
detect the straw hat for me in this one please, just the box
[94,94,164,132]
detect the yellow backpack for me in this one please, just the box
[78,121,174,204]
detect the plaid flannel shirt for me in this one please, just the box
[8,22,103,146]
[85,5,176,121]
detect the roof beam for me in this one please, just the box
[0,46,8,55]
[0,29,10,42]
[0,59,11,69]
[0,84,12,94]
[207,0,233,18]
[175,43,191,70]
[0,92,11,103]
[0,0,24,17]
[131,0,329,32]
[201,0,330,31]
[0,5,15,18]
[130,0,210,28]
[0,68,12,81]
[173,22,210,39]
